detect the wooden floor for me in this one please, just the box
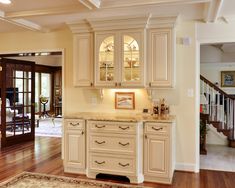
[0,137,235,188]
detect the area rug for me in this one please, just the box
[35,118,62,137]
[0,172,146,188]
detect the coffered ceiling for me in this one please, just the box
[0,0,234,33]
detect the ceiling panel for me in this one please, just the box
[219,0,235,17]
[0,0,82,12]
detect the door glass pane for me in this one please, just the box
[99,36,114,81]
[123,35,140,82]
[15,70,23,78]
[15,78,23,92]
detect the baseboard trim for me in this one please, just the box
[175,163,198,172]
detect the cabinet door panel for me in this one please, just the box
[73,34,93,87]
[148,28,174,88]
[65,130,85,169]
[95,33,118,87]
[120,31,145,87]
[144,135,169,177]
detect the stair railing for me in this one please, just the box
[200,75,235,140]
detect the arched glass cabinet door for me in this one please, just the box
[98,36,115,83]
[122,35,142,86]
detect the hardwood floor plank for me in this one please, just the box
[0,136,235,188]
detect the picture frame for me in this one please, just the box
[221,71,235,87]
[115,92,135,110]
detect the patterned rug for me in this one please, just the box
[35,118,62,137]
[0,172,147,188]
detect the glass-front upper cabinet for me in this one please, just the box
[121,32,144,87]
[95,33,117,87]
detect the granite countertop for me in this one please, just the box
[64,112,175,123]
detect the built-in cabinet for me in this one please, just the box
[68,15,177,89]
[63,118,175,184]
[147,28,175,88]
[95,30,145,87]
[73,33,93,87]
[144,122,175,184]
[87,120,144,183]
[64,119,86,174]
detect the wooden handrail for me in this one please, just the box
[200,75,235,100]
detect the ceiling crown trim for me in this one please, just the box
[87,14,151,31]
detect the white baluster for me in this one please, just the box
[222,95,225,129]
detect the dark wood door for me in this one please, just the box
[0,58,35,147]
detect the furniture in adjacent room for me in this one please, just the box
[200,113,209,155]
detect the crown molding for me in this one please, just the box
[87,14,151,31]
[147,15,179,28]
[100,0,210,9]
[67,20,92,34]
[0,10,47,32]
[67,14,179,33]
[204,0,224,23]
[5,6,85,19]
[79,0,101,9]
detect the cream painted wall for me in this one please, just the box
[0,22,198,172]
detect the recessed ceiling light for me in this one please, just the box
[0,0,11,4]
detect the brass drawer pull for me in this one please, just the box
[95,125,106,128]
[70,122,80,126]
[118,162,130,167]
[152,127,163,131]
[95,140,106,145]
[119,142,130,146]
[119,126,130,130]
[95,160,105,165]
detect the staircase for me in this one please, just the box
[200,75,235,147]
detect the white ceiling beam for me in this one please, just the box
[0,10,47,32]
[204,0,224,22]
[101,0,211,8]
[5,6,85,19]
[79,0,101,9]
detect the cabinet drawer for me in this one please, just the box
[90,154,135,174]
[89,135,135,154]
[145,123,169,135]
[65,119,85,130]
[89,121,136,134]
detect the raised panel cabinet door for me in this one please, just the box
[144,135,169,178]
[73,33,93,87]
[120,30,145,87]
[65,130,85,169]
[94,32,118,87]
[148,28,174,88]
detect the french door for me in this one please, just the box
[0,58,35,147]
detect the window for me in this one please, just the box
[35,72,52,113]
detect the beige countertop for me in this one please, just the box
[64,112,175,123]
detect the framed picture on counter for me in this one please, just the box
[221,71,235,87]
[115,92,135,110]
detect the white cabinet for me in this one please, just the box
[73,33,94,87]
[87,120,144,183]
[64,119,86,174]
[144,122,175,184]
[147,28,175,88]
[94,30,145,88]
